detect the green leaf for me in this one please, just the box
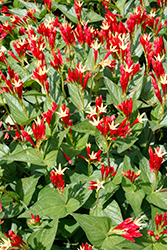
[116,0,127,11]
[18,0,41,12]
[147,192,167,210]
[19,187,67,219]
[139,153,152,195]
[90,199,123,225]
[72,213,112,247]
[75,134,89,151]
[116,136,138,154]
[150,112,167,132]
[95,129,107,152]
[28,218,58,250]
[68,83,84,110]
[87,11,104,22]
[107,3,120,13]
[104,77,122,105]
[102,236,129,250]
[0,202,23,219]
[16,174,40,206]
[56,5,78,23]
[125,189,145,215]
[98,181,119,206]
[2,147,45,166]
[3,94,29,125]
[72,120,96,135]
[19,183,91,219]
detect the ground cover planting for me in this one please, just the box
[0,0,167,249]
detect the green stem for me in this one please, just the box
[0,187,28,210]
[14,161,30,176]
[60,65,66,99]
[152,170,158,192]
[87,161,90,176]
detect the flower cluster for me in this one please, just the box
[88,163,117,192]
[148,213,167,241]
[110,217,143,242]
[42,102,57,126]
[28,213,40,225]
[56,103,73,129]
[122,169,141,184]
[1,230,28,249]
[78,243,93,250]
[21,118,46,148]
[0,65,23,99]
[149,147,165,173]
[66,63,92,91]
[50,164,68,194]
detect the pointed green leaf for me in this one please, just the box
[3,94,29,125]
[104,77,122,105]
[72,213,112,247]
[2,148,45,166]
[16,174,41,206]
[28,218,58,250]
[147,192,167,210]
[125,189,145,215]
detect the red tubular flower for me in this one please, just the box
[50,164,68,194]
[0,20,15,41]
[88,179,105,192]
[74,23,85,45]
[32,118,46,145]
[75,0,83,22]
[43,0,52,11]
[139,34,153,72]
[25,7,36,22]
[13,74,23,99]
[96,115,112,137]
[157,0,167,9]
[12,38,30,60]
[148,212,167,241]
[83,21,98,47]
[50,48,63,70]
[59,22,76,47]
[57,103,71,128]
[21,130,36,148]
[150,75,163,104]
[28,30,45,62]
[153,36,166,57]
[101,164,117,181]
[66,63,92,91]
[149,147,165,173]
[86,143,102,163]
[122,169,141,184]
[152,56,165,81]
[42,102,57,126]
[78,243,93,250]
[29,213,40,224]
[4,230,26,248]
[113,218,142,242]
[0,50,7,64]
[161,75,167,97]
[120,52,140,96]
[60,148,72,164]
[37,17,58,50]
[117,98,133,120]
[115,118,131,139]
[126,6,148,37]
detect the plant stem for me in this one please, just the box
[14,161,30,176]
[152,170,158,192]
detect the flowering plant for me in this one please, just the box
[0,0,167,249]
